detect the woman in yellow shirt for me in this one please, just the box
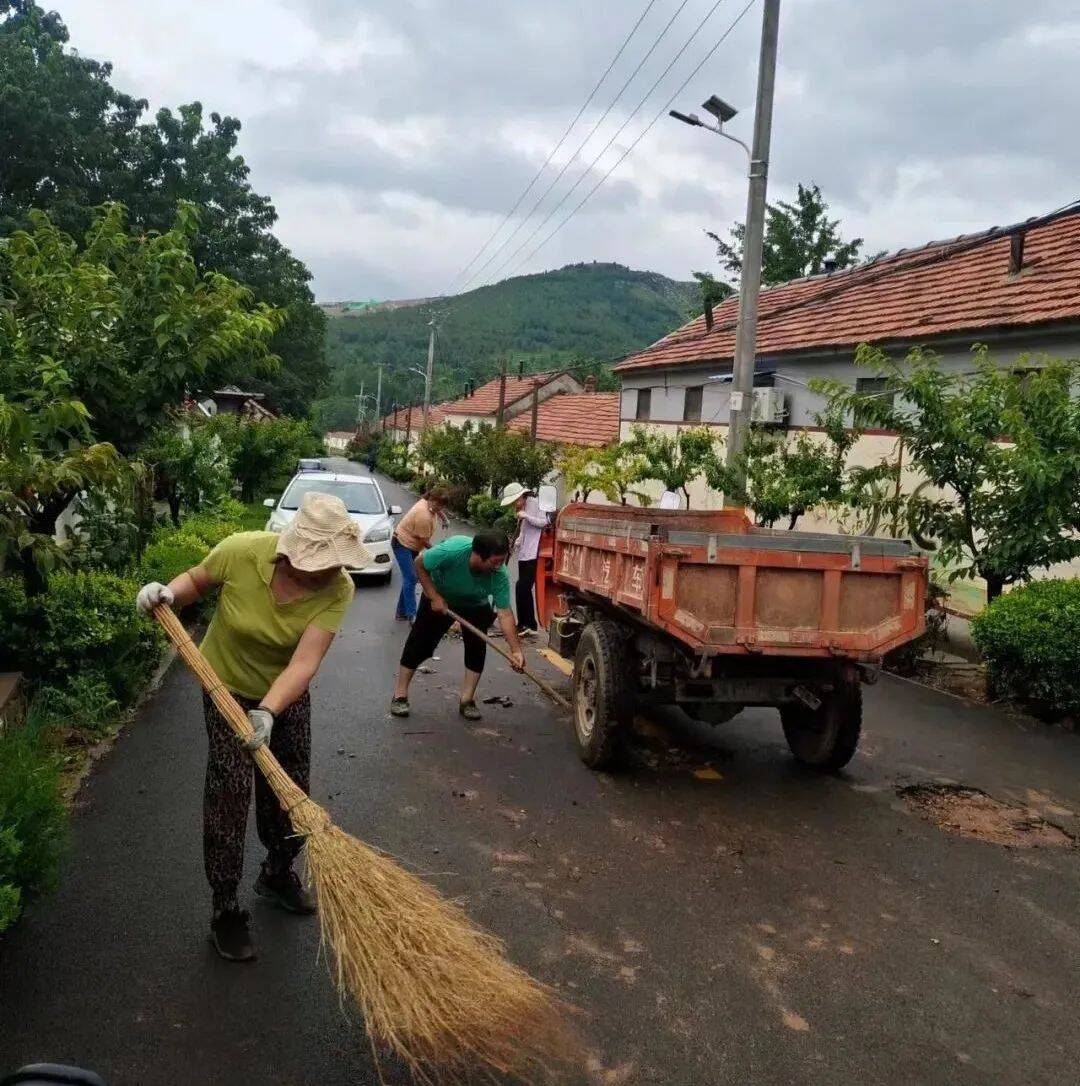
[135,493,368,962]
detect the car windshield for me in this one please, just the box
[280,478,384,515]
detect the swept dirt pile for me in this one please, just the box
[900,783,1075,848]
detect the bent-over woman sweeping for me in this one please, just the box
[136,492,368,961]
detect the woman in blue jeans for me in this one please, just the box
[391,486,448,621]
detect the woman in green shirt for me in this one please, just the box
[136,492,367,961]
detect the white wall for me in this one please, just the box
[618,331,1080,429]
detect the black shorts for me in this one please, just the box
[400,596,496,674]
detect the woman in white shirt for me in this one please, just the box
[499,482,550,636]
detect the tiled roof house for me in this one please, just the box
[507,384,620,446]
[614,205,1080,433]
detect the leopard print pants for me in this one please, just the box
[202,689,311,911]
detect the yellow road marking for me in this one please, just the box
[538,647,574,676]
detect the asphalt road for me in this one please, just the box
[2,471,1079,1085]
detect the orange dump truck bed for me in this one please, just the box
[540,504,928,663]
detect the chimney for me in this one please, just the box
[584,375,597,393]
[1008,230,1026,275]
[704,296,714,332]
[822,256,838,274]
[517,359,525,378]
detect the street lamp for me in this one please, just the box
[669,96,750,159]
[667,0,780,501]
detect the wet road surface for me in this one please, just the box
[2,471,1078,1085]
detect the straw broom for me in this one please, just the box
[153,604,578,1083]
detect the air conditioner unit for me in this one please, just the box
[751,387,787,424]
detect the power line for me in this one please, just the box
[458,0,695,295]
[444,0,662,295]
[474,0,739,291]
[504,0,758,282]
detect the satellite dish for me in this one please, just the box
[537,484,558,514]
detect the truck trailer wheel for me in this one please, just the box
[573,620,632,769]
[780,677,862,772]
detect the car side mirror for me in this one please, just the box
[263,497,277,508]
[389,505,403,516]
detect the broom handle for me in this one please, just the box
[152,604,307,812]
[445,607,571,710]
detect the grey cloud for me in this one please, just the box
[212,0,1080,294]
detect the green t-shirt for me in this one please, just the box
[422,535,510,611]
[199,532,353,700]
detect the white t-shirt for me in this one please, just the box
[516,496,549,561]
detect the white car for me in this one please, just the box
[264,471,401,580]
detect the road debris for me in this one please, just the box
[481,695,514,707]
[899,783,1075,848]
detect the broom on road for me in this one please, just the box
[153,604,578,1083]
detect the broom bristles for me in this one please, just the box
[291,799,581,1083]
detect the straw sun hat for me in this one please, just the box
[276,492,373,572]
[499,481,530,506]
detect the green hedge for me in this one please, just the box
[465,493,517,536]
[971,579,1080,718]
[0,716,68,934]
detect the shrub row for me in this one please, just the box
[971,579,1080,719]
[0,500,254,933]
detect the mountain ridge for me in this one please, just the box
[314,262,697,430]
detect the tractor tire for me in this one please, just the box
[572,620,633,769]
[780,676,862,772]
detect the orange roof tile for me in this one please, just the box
[439,372,562,416]
[380,403,448,431]
[507,391,620,446]
[615,207,1080,373]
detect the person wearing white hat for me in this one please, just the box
[135,492,368,962]
[500,482,550,637]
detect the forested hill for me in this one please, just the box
[314,262,697,430]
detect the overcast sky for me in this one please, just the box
[59,0,1080,302]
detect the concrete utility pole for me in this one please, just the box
[422,317,436,430]
[530,381,540,443]
[355,382,365,431]
[724,0,780,498]
[375,364,383,423]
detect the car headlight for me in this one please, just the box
[364,522,392,543]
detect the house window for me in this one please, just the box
[853,377,893,427]
[683,386,703,423]
[635,388,652,421]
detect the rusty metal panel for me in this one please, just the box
[754,569,823,630]
[839,572,902,632]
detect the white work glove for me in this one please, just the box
[243,708,274,751]
[136,581,174,615]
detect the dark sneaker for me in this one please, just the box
[210,908,255,962]
[390,697,410,718]
[459,700,482,722]
[254,867,316,915]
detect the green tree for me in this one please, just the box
[205,413,322,503]
[2,203,283,451]
[0,0,143,237]
[625,427,716,508]
[815,345,1080,601]
[121,102,329,416]
[0,350,120,591]
[560,442,648,505]
[139,414,232,525]
[0,3,327,416]
[704,411,870,529]
[707,183,865,287]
